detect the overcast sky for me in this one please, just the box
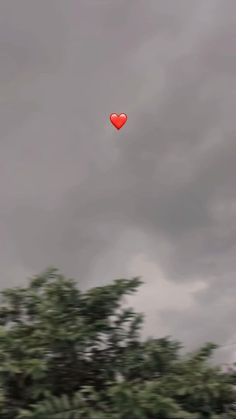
[1,0,236,362]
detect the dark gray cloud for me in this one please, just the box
[1,0,236,359]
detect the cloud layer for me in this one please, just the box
[1,0,236,360]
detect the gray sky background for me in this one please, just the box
[1,0,236,362]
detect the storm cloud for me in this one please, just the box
[1,0,236,361]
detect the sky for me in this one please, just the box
[1,0,236,362]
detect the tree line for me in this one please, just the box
[0,268,235,418]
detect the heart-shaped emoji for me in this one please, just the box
[110,113,127,130]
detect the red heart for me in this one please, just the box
[110,113,127,130]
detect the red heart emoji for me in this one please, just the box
[110,113,127,130]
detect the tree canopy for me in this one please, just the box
[0,268,235,418]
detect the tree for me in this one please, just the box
[0,268,234,418]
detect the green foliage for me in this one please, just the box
[0,268,234,418]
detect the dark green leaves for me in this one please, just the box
[0,269,234,419]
